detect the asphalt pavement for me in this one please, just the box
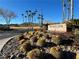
[0,30,27,39]
[0,30,28,58]
[0,30,28,51]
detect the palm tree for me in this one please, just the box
[22,14,25,23]
[26,10,37,29]
[25,16,27,23]
[38,14,44,28]
[31,10,38,26]
[26,10,29,24]
[62,0,66,22]
[68,7,70,20]
[67,0,74,20]
[71,0,74,20]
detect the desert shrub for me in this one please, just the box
[39,33,43,37]
[19,41,31,54]
[28,31,34,35]
[73,29,79,39]
[59,39,74,46]
[42,53,56,59]
[23,32,29,39]
[49,47,60,59]
[17,35,24,41]
[30,36,38,42]
[36,38,46,47]
[23,32,27,36]
[51,35,61,45]
[27,49,42,59]
[34,31,39,35]
[76,52,79,59]
[19,39,26,44]
[60,51,76,59]
[30,36,38,46]
[45,33,52,39]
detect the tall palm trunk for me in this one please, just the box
[62,0,66,21]
[68,7,70,20]
[32,16,33,30]
[71,0,74,20]
[67,0,71,20]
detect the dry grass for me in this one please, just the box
[10,26,40,30]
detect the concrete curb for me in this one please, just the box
[0,35,18,52]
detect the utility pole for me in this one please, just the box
[62,0,66,22]
[71,0,74,20]
[67,0,71,20]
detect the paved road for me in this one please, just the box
[0,30,28,51]
[0,30,27,39]
[0,36,16,51]
[0,29,33,58]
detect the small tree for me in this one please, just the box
[0,8,16,25]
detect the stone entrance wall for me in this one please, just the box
[48,23,67,33]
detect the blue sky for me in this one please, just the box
[0,0,79,24]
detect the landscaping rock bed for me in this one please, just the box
[0,31,79,59]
